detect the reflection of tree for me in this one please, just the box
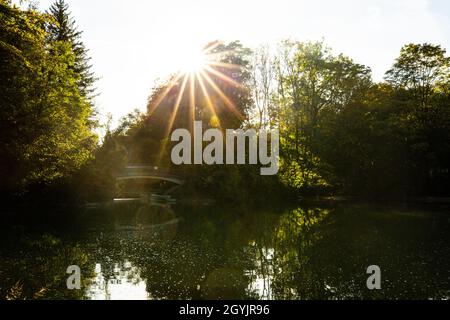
[3,204,449,300]
[0,233,94,300]
[93,204,334,300]
[245,206,331,299]
[260,205,450,300]
[83,204,217,299]
[87,261,147,300]
[274,207,331,299]
[138,206,255,299]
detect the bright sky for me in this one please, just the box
[33,0,450,127]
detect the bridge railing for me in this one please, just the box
[117,166,174,177]
[116,165,184,185]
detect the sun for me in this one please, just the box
[177,48,209,74]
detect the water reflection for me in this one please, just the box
[87,262,148,300]
[112,202,179,242]
[246,247,274,300]
[1,203,450,300]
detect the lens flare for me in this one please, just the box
[151,42,246,165]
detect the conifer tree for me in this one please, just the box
[47,0,96,100]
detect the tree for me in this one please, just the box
[385,43,450,107]
[313,84,409,197]
[273,40,372,189]
[250,45,274,130]
[312,43,450,197]
[47,0,96,101]
[0,1,97,193]
[384,43,450,196]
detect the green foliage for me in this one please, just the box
[249,40,449,198]
[102,40,449,201]
[100,41,285,202]
[385,43,450,107]
[272,41,372,191]
[312,44,450,197]
[47,0,97,101]
[0,1,97,194]
[0,233,94,300]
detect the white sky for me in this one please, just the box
[32,0,450,127]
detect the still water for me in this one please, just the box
[1,202,449,300]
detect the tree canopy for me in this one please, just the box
[0,0,97,194]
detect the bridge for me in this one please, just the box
[116,165,184,185]
[115,165,184,201]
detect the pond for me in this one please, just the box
[0,201,449,300]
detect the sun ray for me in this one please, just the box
[199,70,244,121]
[208,61,242,70]
[156,74,189,165]
[148,73,183,116]
[150,42,250,165]
[189,73,196,132]
[196,72,221,128]
[204,65,245,89]
[202,41,222,54]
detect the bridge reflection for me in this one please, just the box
[112,165,181,239]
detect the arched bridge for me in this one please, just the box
[116,166,184,185]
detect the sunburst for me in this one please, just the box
[151,41,246,165]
